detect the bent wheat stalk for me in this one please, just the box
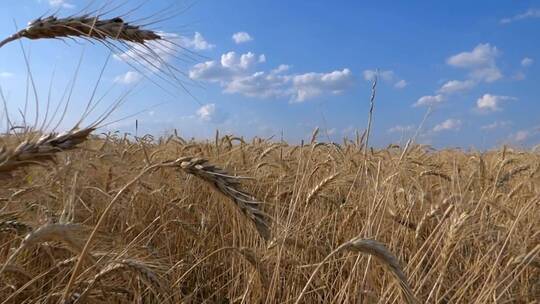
[295,238,418,304]
[0,15,161,49]
[177,157,272,241]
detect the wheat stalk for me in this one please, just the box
[0,15,161,49]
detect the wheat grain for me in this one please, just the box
[0,127,94,174]
[0,15,161,49]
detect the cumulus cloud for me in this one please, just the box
[433,119,462,132]
[500,9,540,24]
[196,104,228,123]
[291,69,353,102]
[232,32,253,44]
[271,64,290,74]
[438,80,476,94]
[224,71,290,98]
[189,51,264,84]
[48,0,74,8]
[180,32,215,50]
[0,72,13,78]
[414,94,445,107]
[481,121,512,131]
[521,57,534,67]
[511,126,540,144]
[446,43,502,83]
[363,69,394,82]
[475,94,516,113]
[190,52,353,102]
[414,43,503,108]
[114,71,142,85]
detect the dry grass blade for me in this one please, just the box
[0,127,94,174]
[178,157,271,241]
[0,15,161,48]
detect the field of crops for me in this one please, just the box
[1,130,538,303]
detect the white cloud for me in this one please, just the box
[222,51,260,70]
[447,43,502,83]
[232,32,253,44]
[521,57,534,67]
[189,51,264,83]
[291,69,353,102]
[363,69,394,82]
[271,64,290,74]
[196,103,228,123]
[394,79,408,89]
[180,32,215,50]
[513,130,530,142]
[470,67,503,83]
[0,72,13,78]
[476,94,516,113]
[388,125,414,133]
[414,94,445,107]
[190,52,353,102]
[326,128,337,136]
[447,44,498,68]
[224,71,290,98]
[48,0,74,8]
[433,119,462,132]
[501,9,540,24]
[481,121,512,131]
[114,71,142,85]
[438,80,476,94]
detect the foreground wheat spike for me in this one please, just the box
[0,223,89,278]
[296,238,418,304]
[177,157,272,241]
[0,127,94,173]
[76,259,168,303]
[0,15,161,49]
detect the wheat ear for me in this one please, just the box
[177,157,271,241]
[0,15,161,48]
[75,259,168,303]
[0,223,89,278]
[0,127,93,173]
[295,238,418,304]
[305,172,340,204]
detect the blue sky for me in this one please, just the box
[0,0,539,148]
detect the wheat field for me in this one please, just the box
[0,129,538,303]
